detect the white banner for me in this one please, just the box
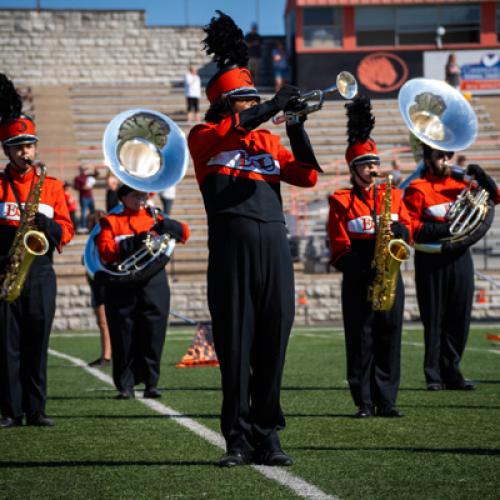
[424,50,500,94]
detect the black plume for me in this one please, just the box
[0,73,23,125]
[345,96,375,146]
[202,10,248,69]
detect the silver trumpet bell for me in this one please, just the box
[103,108,188,191]
[273,71,358,125]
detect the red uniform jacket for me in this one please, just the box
[0,166,74,253]
[328,183,412,266]
[97,207,190,264]
[188,114,318,222]
[403,172,467,242]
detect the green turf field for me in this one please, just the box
[0,325,498,499]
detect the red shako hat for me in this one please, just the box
[203,11,260,104]
[345,139,379,166]
[0,115,38,147]
[206,66,259,104]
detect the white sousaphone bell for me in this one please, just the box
[84,109,188,282]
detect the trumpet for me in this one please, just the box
[272,71,358,125]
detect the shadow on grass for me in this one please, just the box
[51,414,220,420]
[402,403,500,410]
[0,459,214,468]
[290,445,500,456]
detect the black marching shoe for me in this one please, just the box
[376,406,404,418]
[115,389,135,400]
[444,379,476,391]
[143,387,161,399]
[0,415,23,428]
[218,449,252,467]
[354,406,374,418]
[88,357,111,368]
[255,449,293,466]
[427,383,443,391]
[26,412,54,427]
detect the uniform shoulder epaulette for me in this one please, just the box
[407,177,426,186]
[332,188,352,197]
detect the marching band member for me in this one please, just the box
[188,12,320,467]
[0,74,74,428]
[327,97,411,418]
[95,185,189,400]
[403,145,497,391]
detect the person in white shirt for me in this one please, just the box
[184,66,201,123]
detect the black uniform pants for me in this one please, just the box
[207,216,295,453]
[0,260,56,418]
[341,271,403,410]
[415,249,474,384]
[104,270,169,392]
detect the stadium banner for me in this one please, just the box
[296,51,423,98]
[424,50,500,95]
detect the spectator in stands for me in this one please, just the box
[86,210,112,368]
[272,41,289,92]
[245,22,262,85]
[73,165,96,233]
[184,66,201,123]
[159,185,176,216]
[456,154,467,169]
[63,182,78,228]
[389,159,402,186]
[445,53,461,89]
[105,173,120,212]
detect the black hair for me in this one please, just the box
[204,96,232,124]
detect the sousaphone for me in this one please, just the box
[84,109,188,283]
[398,78,493,253]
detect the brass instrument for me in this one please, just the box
[398,78,493,253]
[368,175,411,311]
[116,232,175,273]
[272,71,358,125]
[84,109,187,282]
[0,163,49,303]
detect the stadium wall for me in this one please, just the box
[53,275,500,330]
[0,9,212,86]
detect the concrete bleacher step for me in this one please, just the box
[31,83,500,284]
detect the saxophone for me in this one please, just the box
[0,162,50,303]
[368,175,411,311]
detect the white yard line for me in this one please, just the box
[48,348,337,500]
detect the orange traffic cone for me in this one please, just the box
[476,289,488,304]
[176,322,219,368]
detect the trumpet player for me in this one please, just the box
[96,185,189,400]
[0,74,74,428]
[403,145,498,391]
[327,97,411,418]
[188,12,320,467]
